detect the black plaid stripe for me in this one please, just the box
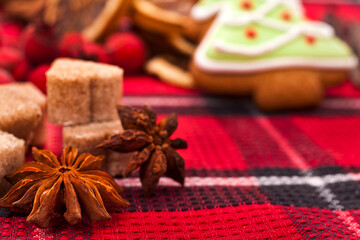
[282,206,358,240]
[122,95,360,116]
[120,178,360,212]
[0,208,24,218]
[326,182,360,210]
[260,185,330,208]
[122,186,267,213]
[122,167,360,212]
[2,167,360,216]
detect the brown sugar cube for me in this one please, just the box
[0,131,25,196]
[63,120,123,156]
[106,151,137,177]
[4,82,46,110]
[88,63,123,122]
[1,83,47,146]
[47,59,92,125]
[47,58,123,125]
[0,89,42,145]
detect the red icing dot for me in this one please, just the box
[306,35,317,45]
[281,10,292,21]
[240,0,253,10]
[245,28,258,39]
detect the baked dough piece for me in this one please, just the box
[132,0,202,55]
[190,0,357,111]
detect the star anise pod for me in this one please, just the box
[98,105,187,197]
[0,147,129,229]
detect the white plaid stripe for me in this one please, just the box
[115,173,360,188]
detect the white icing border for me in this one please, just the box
[192,0,358,73]
[195,53,358,73]
[191,0,304,22]
[220,0,304,26]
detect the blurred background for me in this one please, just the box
[0,0,360,93]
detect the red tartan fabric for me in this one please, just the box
[2,78,359,240]
[3,2,360,239]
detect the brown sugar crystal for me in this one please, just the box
[0,89,42,145]
[0,130,25,196]
[47,59,92,125]
[1,83,47,146]
[47,58,123,126]
[63,120,123,156]
[89,62,123,122]
[3,82,46,110]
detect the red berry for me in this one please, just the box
[0,47,30,81]
[23,24,58,64]
[105,32,147,74]
[0,22,22,48]
[60,33,110,63]
[28,64,50,94]
[82,42,110,63]
[59,32,84,58]
[0,68,15,84]
[0,47,23,71]
[12,60,31,82]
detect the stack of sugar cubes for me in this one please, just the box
[0,82,46,195]
[0,58,123,195]
[47,58,124,156]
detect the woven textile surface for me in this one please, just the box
[2,2,360,240]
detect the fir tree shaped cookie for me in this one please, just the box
[190,0,357,111]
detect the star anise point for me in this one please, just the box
[99,105,187,196]
[0,147,129,228]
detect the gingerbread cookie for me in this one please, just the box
[132,0,202,55]
[146,55,194,88]
[189,0,357,111]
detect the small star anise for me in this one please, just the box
[0,147,129,229]
[97,105,187,197]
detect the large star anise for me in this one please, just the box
[0,147,129,229]
[97,105,187,197]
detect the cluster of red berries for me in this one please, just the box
[0,21,147,93]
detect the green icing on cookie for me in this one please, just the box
[206,23,353,61]
[199,0,353,62]
[197,0,226,7]
[265,4,301,23]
